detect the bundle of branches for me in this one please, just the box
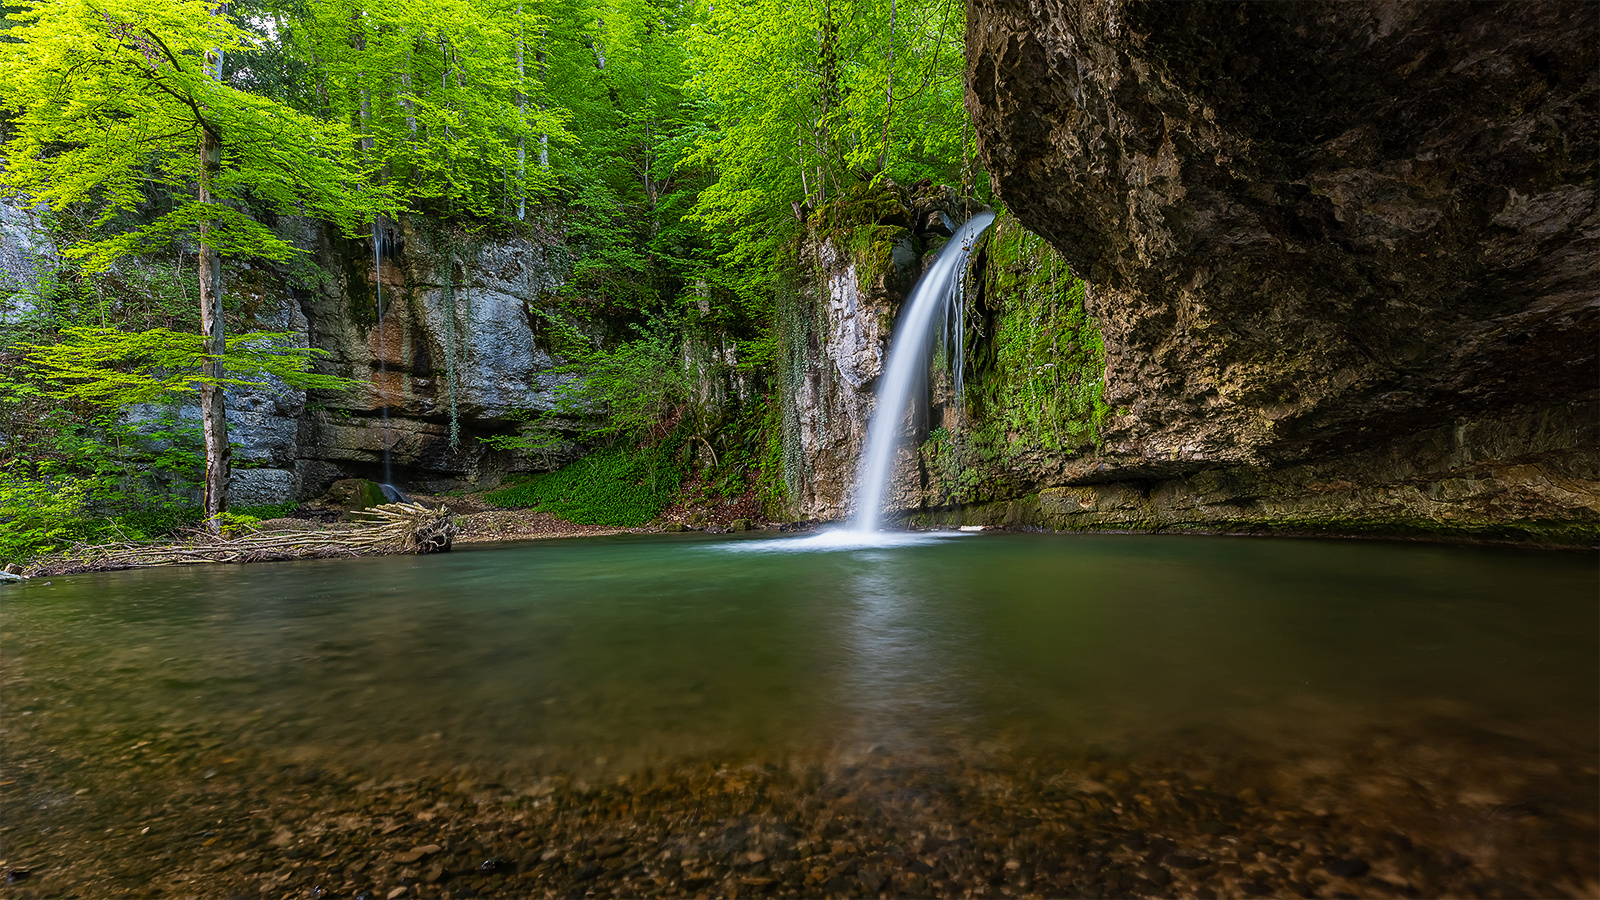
[31,503,457,576]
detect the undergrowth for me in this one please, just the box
[485,433,688,527]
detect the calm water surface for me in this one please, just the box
[5,531,1594,774]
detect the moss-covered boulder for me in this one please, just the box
[324,478,389,516]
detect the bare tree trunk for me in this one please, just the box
[403,48,417,136]
[878,0,895,172]
[815,0,840,203]
[538,30,549,169]
[198,127,228,528]
[516,5,527,220]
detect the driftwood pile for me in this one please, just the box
[30,502,457,576]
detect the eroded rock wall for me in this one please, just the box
[960,0,1599,539]
[293,217,581,496]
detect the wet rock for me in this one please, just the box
[326,478,390,515]
[1325,857,1371,878]
[478,856,514,873]
[1138,864,1171,887]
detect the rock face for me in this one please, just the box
[781,233,896,520]
[0,197,54,323]
[293,218,579,496]
[962,0,1599,538]
[780,184,970,519]
[0,202,587,503]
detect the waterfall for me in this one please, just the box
[849,211,995,533]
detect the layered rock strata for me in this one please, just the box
[293,219,579,496]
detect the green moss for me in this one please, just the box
[972,211,1108,452]
[909,498,1598,549]
[234,501,299,520]
[751,395,789,517]
[809,181,912,291]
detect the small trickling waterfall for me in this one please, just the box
[850,211,995,532]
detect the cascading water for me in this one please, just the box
[372,219,411,505]
[850,210,995,532]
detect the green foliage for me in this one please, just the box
[975,212,1108,452]
[0,0,992,539]
[485,434,686,526]
[209,510,261,537]
[278,0,563,220]
[683,394,786,515]
[483,323,687,452]
[0,0,394,266]
[536,0,719,318]
[23,325,355,406]
[234,500,299,520]
[684,0,970,303]
[756,395,789,515]
[0,439,207,559]
[0,474,93,560]
[572,328,687,441]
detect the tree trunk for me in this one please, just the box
[538,31,549,169]
[878,0,895,172]
[516,5,527,220]
[198,123,229,528]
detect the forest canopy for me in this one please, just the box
[0,0,978,548]
[4,0,972,309]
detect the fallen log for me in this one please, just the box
[28,503,457,576]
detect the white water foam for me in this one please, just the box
[715,528,972,554]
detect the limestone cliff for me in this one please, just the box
[778,183,968,519]
[292,217,581,497]
[955,0,1598,540]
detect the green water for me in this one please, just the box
[4,532,1594,777]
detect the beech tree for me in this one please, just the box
[0,0,394,527]
[278,0,564,219]
[684,0,970,296]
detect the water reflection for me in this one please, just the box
[835,552,968,752]
[4,533,1595,776]
[3,533,1595,899]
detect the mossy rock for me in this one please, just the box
[325,478,389,515]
